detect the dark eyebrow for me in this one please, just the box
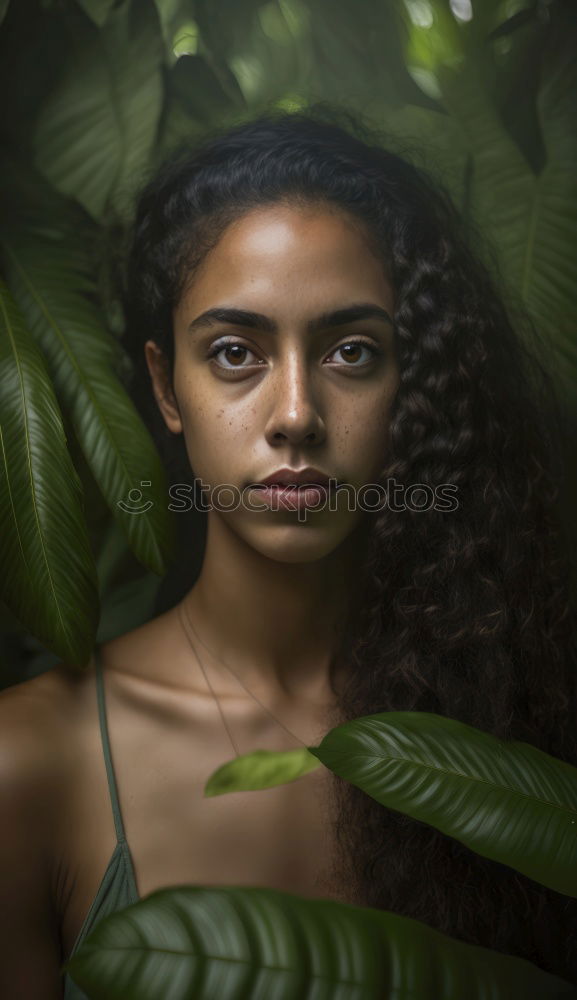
[187,303,394,335]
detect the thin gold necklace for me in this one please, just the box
[176,600,310,757]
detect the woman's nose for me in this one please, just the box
[263,354,326,447]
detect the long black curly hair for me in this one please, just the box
[121,107,577,982]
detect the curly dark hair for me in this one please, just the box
[121,107,577,982]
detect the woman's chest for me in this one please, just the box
[132,759,341,899]
[59,706,346,962]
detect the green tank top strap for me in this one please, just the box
[94,646,128,845]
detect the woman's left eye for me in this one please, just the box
[326,340,380,367]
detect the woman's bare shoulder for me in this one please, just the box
[0,659,92,785]
[0,608,180,770]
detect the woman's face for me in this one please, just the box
[146,201,399,563]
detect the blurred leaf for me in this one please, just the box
[488,4,547,173]
[306,0,432,112]
[0,5,69,155]
[436,1,577,404]
[0,0,9,27]
[204,747,322,796]
[153,0,196,63]
[1,217,175,578]
[155,52,242,159]
[75,0,115,27]
[0,280,98,665]
[62,884,577,999]
[488,4,542,40]
[34,0,163,220]
[97,571,161,642]
[171,53,237,124]
[364,102,469,213]
[310,711,577,898]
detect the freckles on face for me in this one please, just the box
[171,203,399,516]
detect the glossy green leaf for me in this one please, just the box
[310,711,577,898]
[1,220,174,578]
[75,0,115,27]
[62,884,577,999]
[34,0,163,220]
[0,280,98,664]
[204,747,322,796]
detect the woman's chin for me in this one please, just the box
[237,515,363,564]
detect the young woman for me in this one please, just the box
[1,109,576,998]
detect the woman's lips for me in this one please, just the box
[248,483,332,510]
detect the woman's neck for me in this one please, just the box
[181,513,368,704]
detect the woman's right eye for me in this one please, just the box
[206,340,264,370]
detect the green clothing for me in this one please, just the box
[63,647,140,999]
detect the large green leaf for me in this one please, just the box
[62,884,576,999]
[0,280,98,664]
[34,0,163,220]
[310,711,577,898]
[1,220,174,578]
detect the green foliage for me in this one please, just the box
[75,0,115,27]
[203,711,577,898]
[66,711,577,995]
[310,711,577,898]
[0,279,98,664]
[204,746,322,795]
[431,1,577,401]
[1,214,173,576]
[34,1,164,221]
[62,884,577,999]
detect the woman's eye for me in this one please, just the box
[207,341,262,370]
[326,340,380,367]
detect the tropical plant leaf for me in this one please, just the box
[204,747,322,796]
[62,884,577,999]
[0,280,98,664]
[1,219,174,578]
[309,711,577,898]
[434,1,577,402]
[0,0,9,28]
[34,0,163,220]
[363,102,469,214]
[152,0,196,63]
[155,52,237,161]
[75,0,115,27]
[306,0,426,113]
